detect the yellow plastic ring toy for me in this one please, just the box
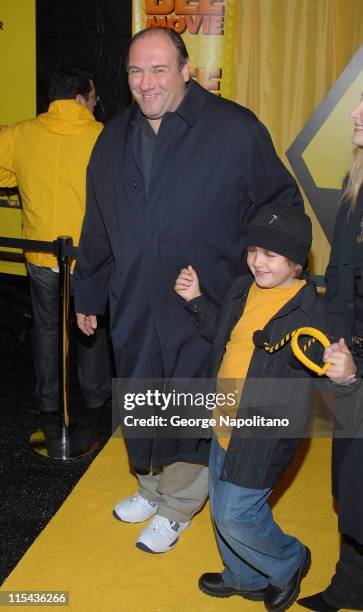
[290,326,331,376]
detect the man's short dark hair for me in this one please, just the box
[48,67,93,102]
[126,27,189,70]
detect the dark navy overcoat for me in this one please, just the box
[74,79,303,469]
[325,187,363,544]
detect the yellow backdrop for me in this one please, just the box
[232,0,363,273]
[133,0,363,274]
[0,0,36,275]
[1,1,362,275]
[133,0,240,99]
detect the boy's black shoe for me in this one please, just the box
[198,573,267,600]
[264,546,311,612]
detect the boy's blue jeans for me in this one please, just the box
[209,436,305,590]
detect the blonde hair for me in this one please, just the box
[341,147,363,209]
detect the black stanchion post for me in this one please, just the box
[0,234,104,459]
[57,236,73,458]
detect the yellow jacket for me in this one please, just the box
[0,100,103,267]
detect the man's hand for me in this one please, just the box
[76,313,97,336]
[175,265,201,302]
[324,337,357,384]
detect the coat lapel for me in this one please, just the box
[112,105,146,240]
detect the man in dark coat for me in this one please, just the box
[74,27,303,554]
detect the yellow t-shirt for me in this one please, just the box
[216,279,306,449]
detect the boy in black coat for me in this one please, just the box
[175,203,356,612]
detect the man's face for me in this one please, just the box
[127,32,189,124]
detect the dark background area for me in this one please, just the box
[0,325,113,584]
[36,0,132,122]
[1,0,132,584]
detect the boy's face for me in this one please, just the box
[247,246,298,288]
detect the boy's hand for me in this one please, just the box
[76,313,97,336]
[175,265,201,302]
[324,338,357,384]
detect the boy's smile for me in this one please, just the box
[247,246,299,289]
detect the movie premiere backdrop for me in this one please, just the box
[0,0,35,275]
[0,0,362,276]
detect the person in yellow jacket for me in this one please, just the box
[0,67,112,412]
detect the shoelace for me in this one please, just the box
[170,521,180,533]
[129,494,157,508]
[150,518,180,533]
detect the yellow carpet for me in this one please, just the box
[2,436,341,611]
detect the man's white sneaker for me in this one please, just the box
[113,493,158,523]
[136,515,191,553]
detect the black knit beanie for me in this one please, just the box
[246,203,312,266]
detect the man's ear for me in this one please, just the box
[181,59,190,83]
[75,93,85,106]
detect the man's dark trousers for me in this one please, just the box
[27,263,112,412]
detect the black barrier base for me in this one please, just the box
[29,416,102,459]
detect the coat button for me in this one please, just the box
[132,180,137,188]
